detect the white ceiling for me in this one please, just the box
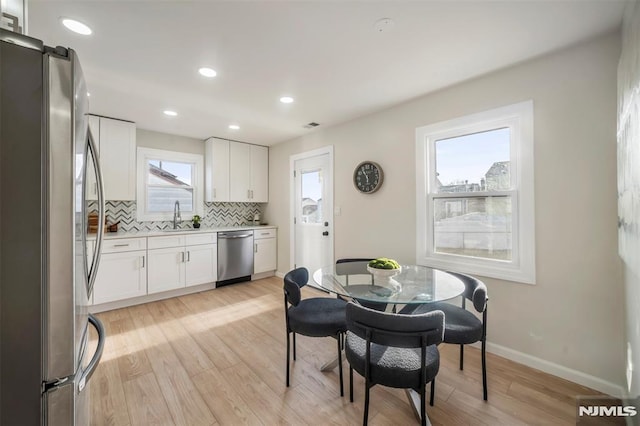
[28,1,627,146]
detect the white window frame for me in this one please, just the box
[136,147,204,222]
[416,101,535,284]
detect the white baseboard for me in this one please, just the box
[89,282,216,313]
[484,341,625,397]
[275,271,285,278]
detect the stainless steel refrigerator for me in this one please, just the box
[0,28,107,425]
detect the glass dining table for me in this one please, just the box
[311,261,465,307]
[311,261,466,426]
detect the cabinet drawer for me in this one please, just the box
[101,237,147,253]
[253,228,276,240]
[148,235,186,249]
[185,232,217,246]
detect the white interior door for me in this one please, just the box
[292,149,333,276]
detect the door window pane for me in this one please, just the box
[301,170,323,223]
[435,128,510,192]
[433,196,512,260]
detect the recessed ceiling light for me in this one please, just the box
[280,96,294,104]
[228,124,240,130]
[87,92,91,97]
[61,18,92,35]
[198,67,217,78]
[163,110,178,117]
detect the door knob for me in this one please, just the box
[322,231,329,236]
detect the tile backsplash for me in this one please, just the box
[88,201,263,232]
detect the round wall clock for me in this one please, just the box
[353,161,384,194]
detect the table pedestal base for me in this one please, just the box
[320,355,339,372]
[404,389,432,425]
[321,356,432,425]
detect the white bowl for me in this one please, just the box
[367,265,401,277]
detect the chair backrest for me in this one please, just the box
[346,302,444,348]
[449,272,488,313]
[283,267,309,307]
[335,258,374,276]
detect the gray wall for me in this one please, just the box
[618,1,640,399]
[265,32,625,391]
[137,128,204,156]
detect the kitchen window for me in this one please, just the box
[136,148,203,222]
[416,101,535,284]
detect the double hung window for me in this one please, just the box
[416,101,535,284]
[137,148,203,222]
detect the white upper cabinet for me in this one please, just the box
[206,138,269,203]
[229,142,252,202]
[249,145,268,203]
[100,118,136,200]
[229,142,268,203]
[205,137,230,202]
[87,115,136,201]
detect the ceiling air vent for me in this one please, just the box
[303,122,320,129]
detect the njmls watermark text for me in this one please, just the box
[576,396,639,425]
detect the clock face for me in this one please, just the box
[353,161,383,193]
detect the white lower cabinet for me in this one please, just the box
[147,233,217,294]
[90,229,275,309]
[93,237,147,304]
[254,228,277,274]
[147,246,186,294]
[186,243,218,287]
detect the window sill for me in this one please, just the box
[418,254,535,285]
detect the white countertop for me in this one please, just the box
[88,225,276,240]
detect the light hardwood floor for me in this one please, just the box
[89,276,602,425]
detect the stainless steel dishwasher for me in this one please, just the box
[217,230,254,285]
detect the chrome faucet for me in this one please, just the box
[173,201,182,229]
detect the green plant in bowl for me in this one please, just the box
[367,258,401,270]
[192,214,201,228]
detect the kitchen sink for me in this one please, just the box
[163,228,200,232]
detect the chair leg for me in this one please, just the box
[430,379,435,406]
[286,331,290,387]
[363,383,370,426]
[420,383,426,426]
[459,344,464,370]
[482,338,488,401]
[292,332,297,361]
[349,367,354,402]
[337,335,344,397]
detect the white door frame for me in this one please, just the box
[289,145,334,271]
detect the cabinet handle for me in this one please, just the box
[181,252,185,263]
[247,189,250,199]
[254,243,257,253]
[187,251,190,262]
[113,244,129,247]
[141,255,145,268]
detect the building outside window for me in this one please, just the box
[416,101,535,284]
[137,148,203,222]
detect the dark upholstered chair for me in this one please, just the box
[283,267,347,396]
[345,302,444,426]
[335,258,388,312]
[400,272,489,400]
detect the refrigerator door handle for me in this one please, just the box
[87,128,105,296]
[77,314,105,393]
